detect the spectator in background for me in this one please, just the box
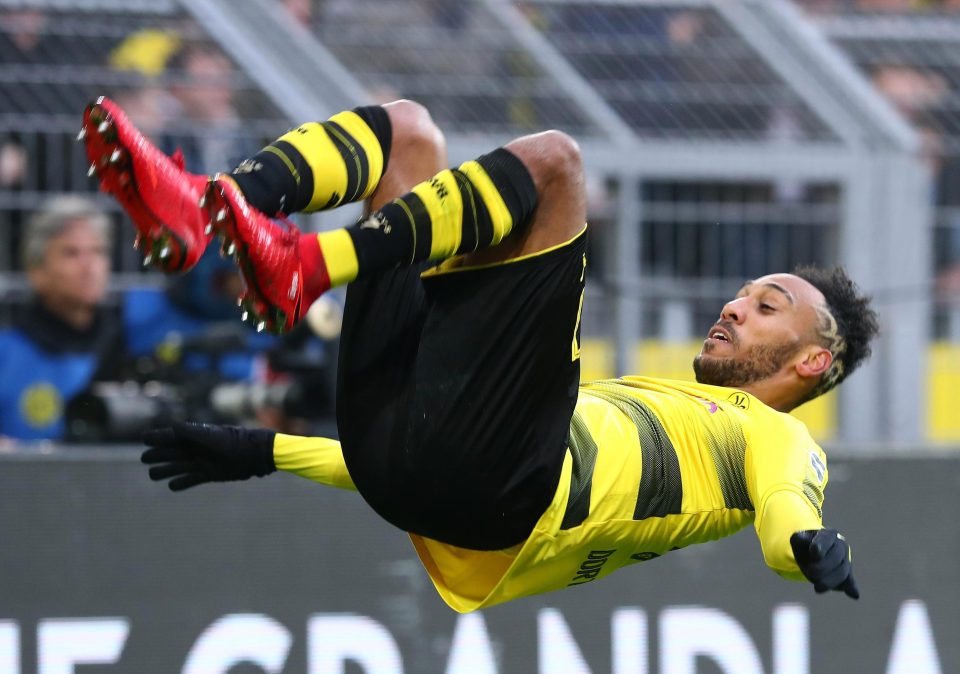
[162,43,261,173]
[871,63,948,122]
[123,246,340,435]
[856,0,960,11]
[0,9,52,198]
[106,84,170,141]
[96,31,333,433]
[122,247,277,383]
[282,0,317,28]
[0,137,26,190]
[111,30,261,175]
[0,9,51,66]
[795,1,856,13]
[0,196,127,441]
[913,116,960,338]
[869,63,960,335]
[109,26,182,79]
[107,27,183,139]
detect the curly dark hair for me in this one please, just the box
[791,265,880,405]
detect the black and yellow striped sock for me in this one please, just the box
[230,105,392,215]
[310,147,538,289]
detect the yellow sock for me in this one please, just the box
[230,105,392,215]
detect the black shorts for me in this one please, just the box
[336,228,587,550]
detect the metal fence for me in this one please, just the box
[0,3,287,282]
[1,0,956,446]
[806,6,960,339]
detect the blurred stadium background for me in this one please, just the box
[0,0,958,672]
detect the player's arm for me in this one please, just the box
[141,422,356,491]
[754,484,822,581]
[748,435,858,599]
[756,488,858,599]
[272,433,356,490]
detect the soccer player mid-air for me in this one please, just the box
[81,95,877,612]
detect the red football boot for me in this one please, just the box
[202,175,309,333]
[81,96,212,272]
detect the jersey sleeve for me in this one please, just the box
[745,419,827,581]
[273,433,357,491]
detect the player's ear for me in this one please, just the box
[795,347,832,379]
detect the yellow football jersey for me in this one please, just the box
[275,376,828,613]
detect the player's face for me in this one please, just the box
[30,219,110,310]
[693,273,825,388]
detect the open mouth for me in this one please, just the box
[706,326,733,345]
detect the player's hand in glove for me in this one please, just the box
[790,528,859,599]
[141,422,276,491]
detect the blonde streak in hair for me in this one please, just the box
[815,303,846,392]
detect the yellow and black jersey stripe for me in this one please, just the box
[415,377,828,612]
[561,387,686,530]
[275,376,830,613]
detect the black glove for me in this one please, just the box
[790,528,859,599]
[141,422,276,491]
